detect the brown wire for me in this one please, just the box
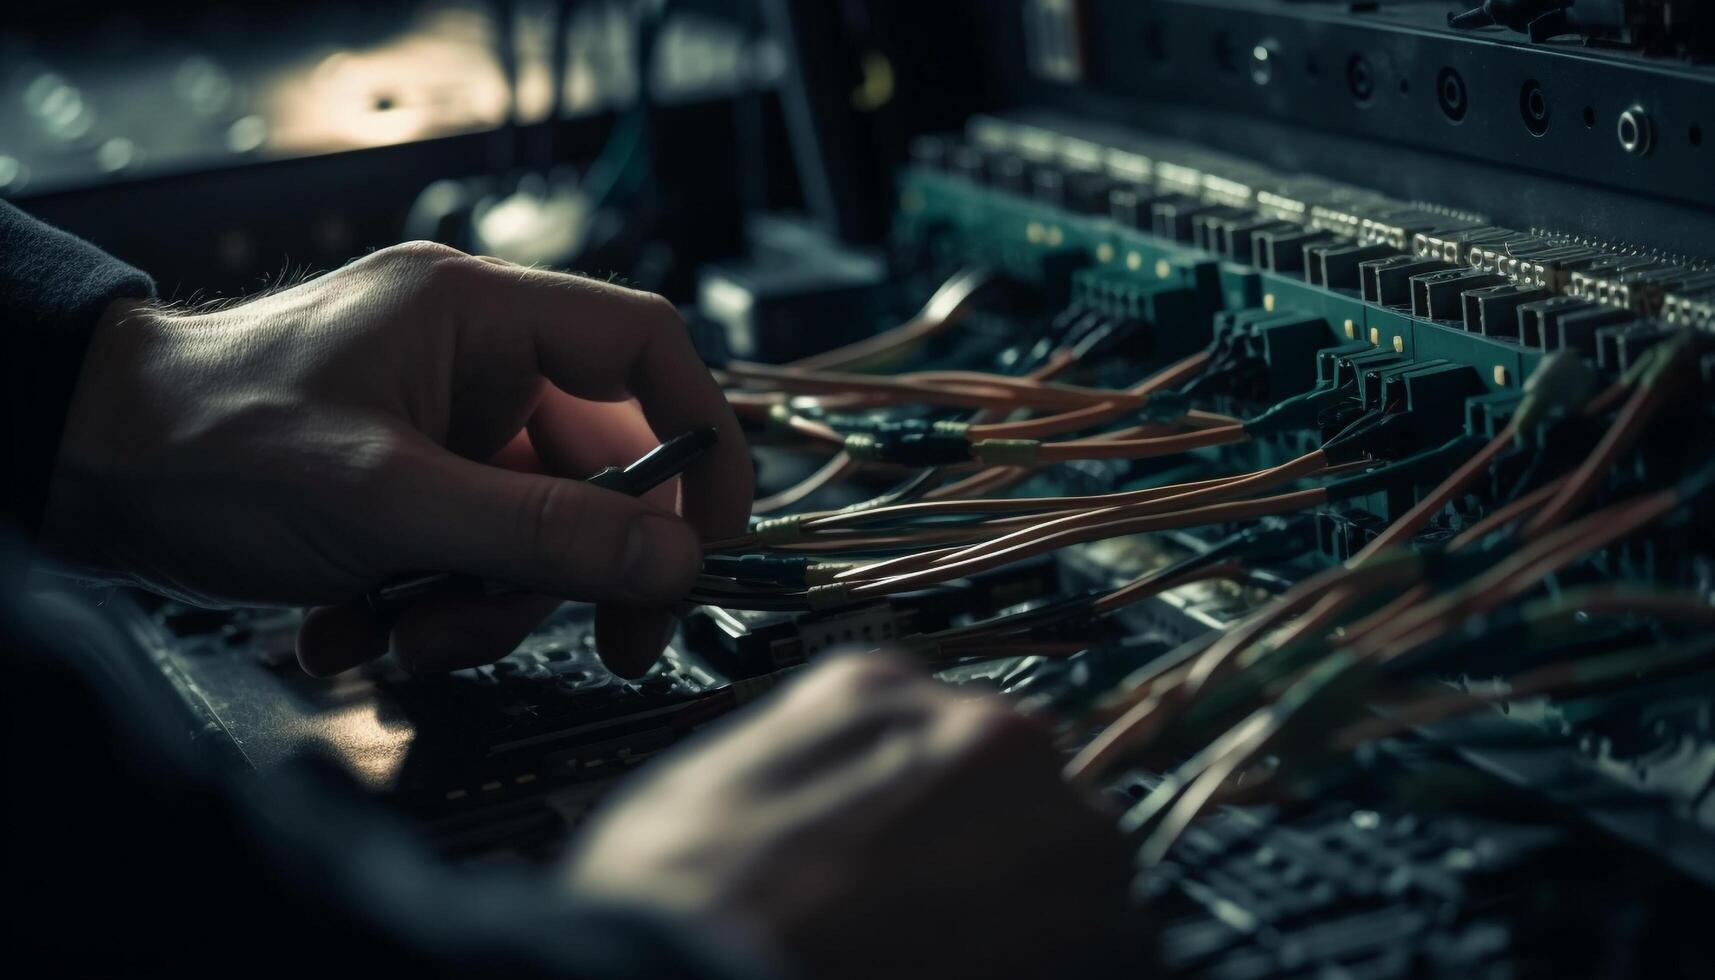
[1092,560,1248,615]
[851,489,1327,597]
[753,453,861,514]
[782,267,993,372]
[931,451,1329,565]
[924,466,1037,500]
[724,362,1156,412]
[1349,424,1515,563]
[1033,425,1247,462]
[1524,369,1680,535]
[832,453,1331,583]
[811,454,1319,531]
[968,350,1211,440]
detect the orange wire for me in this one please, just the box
[831,453,1330,583]
[851,489,1327,597]
[810,454,1318,530]
[783,268,992,372]
[1524,370,1680,535]
[753,453,861,514]
[969,350,1211,440]
[1032,425,1247,461]
[1350,424,1515,563]
[1093,560,1247,615]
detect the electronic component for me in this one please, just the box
[38,1,1715,973]
[697,218,891,363]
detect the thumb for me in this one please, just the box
[398,446,703,604]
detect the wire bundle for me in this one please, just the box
[712,269,1712,870]
[1056,335,1713,864]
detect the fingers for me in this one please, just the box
[594,604,679,679]
[455,262,753,541]
[297,604,391,677]
[315,399,696,677]
[529,394,657,473]
[489,428,546,474]
[392,445,703,604]
[531,394,686,674]
[297,593,562,677]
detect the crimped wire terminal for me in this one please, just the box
[702,554,819,586]
[806,562,857,586]
[752,514,809,545]
[971,439,1041,467]
[806,582,857,610]
[766,403,800,433]
[1514,351,1596,433]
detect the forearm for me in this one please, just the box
[0,201,154,535]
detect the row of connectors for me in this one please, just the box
[899,112,1712,391]
[947,112,1712,325]
[1665,286,1715,329]
[1423,227,1715,317]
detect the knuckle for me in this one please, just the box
[378,241,481,294]
[629,292,688,344]
[385,240,467,265]
[635,290,684,326]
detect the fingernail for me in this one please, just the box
[621,514,699,599]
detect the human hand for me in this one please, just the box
[43,242,752,676]
[565,653,1135,979]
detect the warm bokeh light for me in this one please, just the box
[264,8,509,153]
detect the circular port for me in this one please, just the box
[1250,39,1278,86]
[1618,106,1652,155]
[1347,55,1375,104]
[1437,68,1467,122]
[1519,80,1548,136]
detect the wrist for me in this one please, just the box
[40,298,169,580]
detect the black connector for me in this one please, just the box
[1066,315,1150,362]
[702,555,818,587]
[365,428,719,618]
[844,431,975,466]
[585,428,720,497]
[823,416,939,437]
[1244,383,1351,437]
[1135,389,1194,425]
[1177,353,1264,401]
[1323,410,1417,463]
[1327,433,1485,499]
